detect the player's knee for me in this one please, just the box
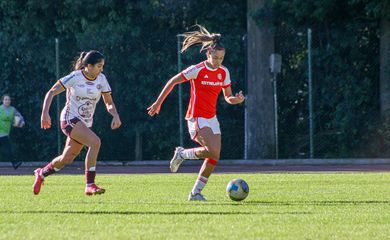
[90,137,101,149]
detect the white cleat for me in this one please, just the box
[170,147,185,173]
[188,192,207,201]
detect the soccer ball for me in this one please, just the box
[13,116,22,127]
[226,178,249,201]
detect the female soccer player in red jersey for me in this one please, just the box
[148,25,245,201]
[33,50,122,196]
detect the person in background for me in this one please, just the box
[0,94,25,169]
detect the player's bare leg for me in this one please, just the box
[170,127,220,172]
[71,122,105,195]
[188,127,221,201]
[33,137,83,195]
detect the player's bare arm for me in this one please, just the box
[223,86,245,105]
[147,73,186,116]
[41,81,65,129]
[102,92,121,129]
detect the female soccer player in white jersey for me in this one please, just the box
[33,50,121,196]
[147,25,245,201]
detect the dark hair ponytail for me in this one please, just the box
[73,50,104,70]
[181,25,224,53]
[74,52,87,70]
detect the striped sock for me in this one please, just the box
[86,168,96,186]
[41,163,58,177]
[191,176,208,194]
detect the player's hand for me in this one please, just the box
[235,90,245,104]
[111,115,122,130]
[147,102,161,117]
[41,113,51,129]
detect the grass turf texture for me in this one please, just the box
[1,173,390,239]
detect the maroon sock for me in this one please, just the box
[85,171,96,185]
[42,163,56,177]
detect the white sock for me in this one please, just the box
[181,149,199,159]
[191,176,208,195]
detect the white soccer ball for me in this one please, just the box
[226,178,249,201]
[13,116,22,127]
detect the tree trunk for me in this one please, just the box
[246,0,275,159]
[380,1,390,117]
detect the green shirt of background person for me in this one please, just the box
[0,94,25,169]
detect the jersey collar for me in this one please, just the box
[203,61,219,71]
[81,70,98,81]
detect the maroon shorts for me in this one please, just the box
[60,117,81,137]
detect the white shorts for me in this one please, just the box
[187,116,221,140]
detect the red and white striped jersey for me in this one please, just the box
[181,61,231,119]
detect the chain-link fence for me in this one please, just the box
[0,33,246,163]
[0,24,381,163]
[275,25,380,158]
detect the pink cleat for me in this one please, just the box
[32,168,44,195]
[85,184,105,196]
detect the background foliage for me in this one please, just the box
[0,0,246,161]
[0,0,387,161]
[255,0,387,158]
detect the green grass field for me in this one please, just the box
[1,172,390,239]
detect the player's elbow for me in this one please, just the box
[168,78,179,87]
[106,103,113,111]
[46,89,55,99]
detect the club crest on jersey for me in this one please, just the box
[78,101,93,118]
[217,73,222,80]
[96,84,102,90]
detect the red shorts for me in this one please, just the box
[60,117,81,137]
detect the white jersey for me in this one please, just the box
[59,70,111,127]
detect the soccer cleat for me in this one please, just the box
[170,147,185,173]
[188,192,207,201]
[85,184,106,196]
[32,168,44,195]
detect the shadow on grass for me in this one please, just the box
[0,210,311,215]
[55,200,390,207]
[236,200,390,206]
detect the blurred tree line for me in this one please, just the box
[254,0,390,158]
[0,0,388,161]
[0,0,246,161]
